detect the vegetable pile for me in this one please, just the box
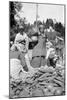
[10,64,65,98]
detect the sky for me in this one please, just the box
[20,3,64,24]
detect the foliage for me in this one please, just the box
[10,2,65,42]
[54,22,65,38]
[45,18,53,28]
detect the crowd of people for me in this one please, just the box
[10,24,64,81]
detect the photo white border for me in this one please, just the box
[0,0,66,100]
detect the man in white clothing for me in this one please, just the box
[11,27,29,52]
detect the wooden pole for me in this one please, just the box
[36,3,38,31]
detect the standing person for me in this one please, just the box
[31,25,47,68]
[11,26,29,52]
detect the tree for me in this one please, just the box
[45,18,53,28]
[10,2,23,42]
[10,2,23,28]
[54,22,65,38]
[9,2,16,28]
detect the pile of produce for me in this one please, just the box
[10,63,65,98]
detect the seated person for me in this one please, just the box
[11,27,29,52]
[46,48,59,68]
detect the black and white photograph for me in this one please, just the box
[9,1,65,99]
